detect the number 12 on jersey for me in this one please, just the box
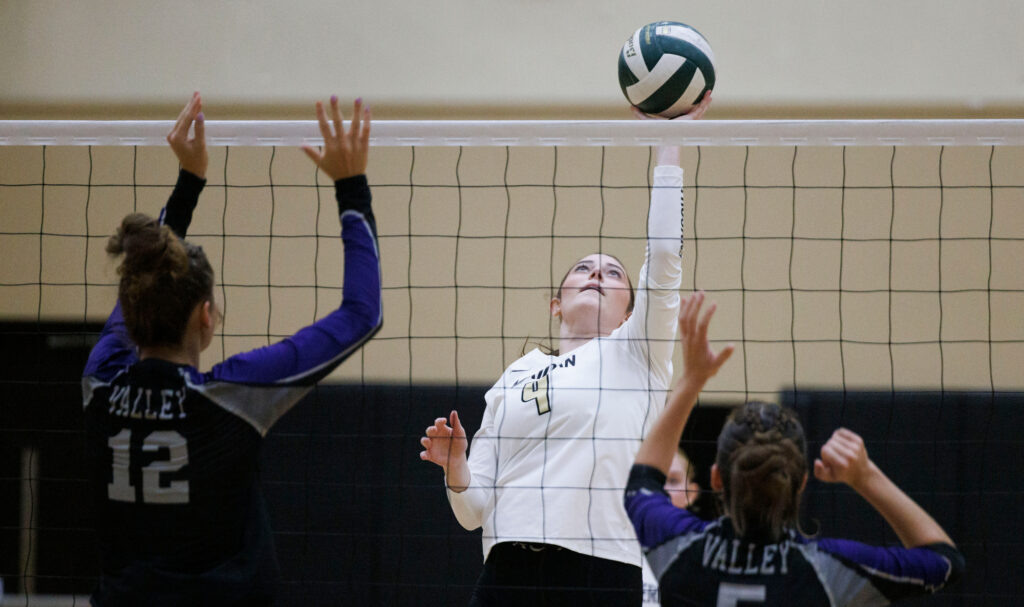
[521,375,551,415]
[108,428,190,504]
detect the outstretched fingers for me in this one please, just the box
[193,110,205,142]
[168,92,199,142]
[314,100,332,142]
[359,104,372,145]
[330,95,345,141]
[449,410,464,435]
[679,290,734,381]
[301,145,322,165]
[166,92,208,178]
[696,298,716,345]
[348,98,362,145]
[674,91,712,121]
[302,95,370,181]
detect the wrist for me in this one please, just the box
[655,145,681,167]
[849,460,883,493]
[679,370,711,392]
[181,164,207,180]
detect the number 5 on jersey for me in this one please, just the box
[521,375,551,415]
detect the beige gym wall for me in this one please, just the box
[1,0,1022,118]
[1,1,1022,396]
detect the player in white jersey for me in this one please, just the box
[419,93,712,606]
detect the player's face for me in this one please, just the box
[555,254,632,330]
[664,452,697,509]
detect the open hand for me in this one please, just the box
[166,91,207,179]
[302,96,370,181]
[679,291,734,384]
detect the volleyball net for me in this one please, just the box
[1,119,1022,605]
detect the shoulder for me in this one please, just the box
[495,349,549,379]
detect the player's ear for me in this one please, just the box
[200,300,214,330]
[550,297,561,319]
[710,463,724,491]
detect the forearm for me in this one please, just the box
[655,145,681,167]
[626,162,683,362]
[853,464,954,548]
[634,375,703,473]
[445,456,487,531]
[443,455,472,493]
[161,169,206,238]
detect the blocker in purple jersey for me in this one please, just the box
[618,21,716,118]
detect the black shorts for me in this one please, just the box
[468,542,641,607]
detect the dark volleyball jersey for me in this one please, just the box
[82,170,382,606]
[625,465,964,606]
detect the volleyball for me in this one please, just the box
[618,21,716,118]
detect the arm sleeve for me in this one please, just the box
[159,169,206,239]
[446,385,500,531]
[619,165,683,384]
[817,537,965,600]
[625,464,708,550]
[82,170,207,385]
[200,175,382,432]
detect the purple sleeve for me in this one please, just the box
[205,175,382,387]
[82,302,137,381]
[625,464,710,550]
[817,537,964,598]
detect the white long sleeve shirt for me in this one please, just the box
[448,165,684,567]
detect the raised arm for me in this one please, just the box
[200,97,382,432]
[621,92,712,374]
[161,91,208,238]
[814,428,955,548]
[813,429,964,600]
[633,291,734,474]
[84,93,208,382]
[625,292,733,551]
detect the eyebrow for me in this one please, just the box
[576,259,626,274]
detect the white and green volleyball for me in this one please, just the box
[618,21,716,118]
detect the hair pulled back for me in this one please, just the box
[106,213,214,348]
[716,401,808,542]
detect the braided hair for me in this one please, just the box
[106,213,214,348]
[715,401,808,542]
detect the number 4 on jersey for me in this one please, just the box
[521,375,551,415]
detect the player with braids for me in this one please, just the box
[715,402,809,541]
[82,92,381,606]
[626,292,965,606]
[419,93,712,606]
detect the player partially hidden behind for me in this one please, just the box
[626,292,964,606]
[642,449,701,606]
[82,93,381,606]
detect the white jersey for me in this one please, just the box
[447,165,684,567]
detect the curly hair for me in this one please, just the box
[106,213,214,348]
